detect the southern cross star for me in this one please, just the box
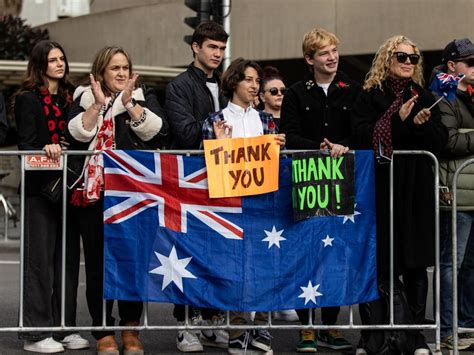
[340,203,361,224]
[298,280,323,305]
[322,235,334,247]
[149,246,197,292]
[262,226,286,249]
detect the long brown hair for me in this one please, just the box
[12,40,74,110]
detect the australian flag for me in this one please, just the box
[430,72,465,101]
[102,150,378,311]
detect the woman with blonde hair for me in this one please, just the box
[66,46,168,355]
[352,35,447,354]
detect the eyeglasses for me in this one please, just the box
[393,52,420,65]
[265,87,287,96]
[454,58,474,67]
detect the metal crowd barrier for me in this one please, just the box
[0,150,442,354]
[450,157,474,353]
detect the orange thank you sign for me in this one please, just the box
[203,135,280,198]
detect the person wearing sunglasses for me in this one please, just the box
[279,28,359,352]
[258,66,286,131]
[352,35,448,354]
[430,38,474,350]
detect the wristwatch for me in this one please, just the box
[125,98,137,110]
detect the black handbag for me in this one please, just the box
[40,176,62,204]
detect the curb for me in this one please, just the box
[0,240,20,253]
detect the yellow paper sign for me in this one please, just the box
[203,135,280,198]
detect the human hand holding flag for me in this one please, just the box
[428,72,465,110]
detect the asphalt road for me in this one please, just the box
[0,250,455,354]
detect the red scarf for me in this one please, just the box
[38,87,68,143]
[372,77,411,161]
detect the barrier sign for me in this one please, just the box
[25,155,63,170]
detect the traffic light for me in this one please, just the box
[183,0,211,45]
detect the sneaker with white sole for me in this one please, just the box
[200,318,228,348]
[177,322,204,353]
[317,329,352,350]
[251,329,272,352]
[24,337,64,353]
[228,331,272,354]
[414,349,430,355]
[460,332,474,346]
[60,333,90,350]
[441,334,471,350]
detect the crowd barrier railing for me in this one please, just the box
[450,157,474,353]
[0,150,442,354]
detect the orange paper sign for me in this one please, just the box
[203,135,280,198]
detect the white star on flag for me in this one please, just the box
[298,280,323,305]
[322,235,334,247]
[149,246,197,292]
[262,226,286,249]
[340,203,361,224]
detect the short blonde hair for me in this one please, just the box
[363,35,424,91]
[302,28,340,58]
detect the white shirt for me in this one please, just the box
[206,81,220,111]
[317,82,330,95]
[222,102,264,138]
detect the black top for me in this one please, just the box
[165,64,227,149]
[15,91,68,196]
[280,71,361,149]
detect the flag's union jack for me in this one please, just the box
[103,151,244,240]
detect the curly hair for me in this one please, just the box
[363,35,424,91]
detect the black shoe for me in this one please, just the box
[228,331,269,354]
[251,329,272,352]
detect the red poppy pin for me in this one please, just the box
[337,81,349,89]
[411,87,419,98]
[268,120,275,130]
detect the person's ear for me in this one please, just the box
[447,60,456,74]
[191,42,200,55]
[304,54,314,66]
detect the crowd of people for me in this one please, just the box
[5,20,474,355]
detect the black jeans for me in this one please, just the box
[71,199,142,340]
[19,196,62,341]
[296,306,340,326]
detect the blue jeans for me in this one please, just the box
[440,211,474,337]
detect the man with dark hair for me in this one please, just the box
[280,28,360,352]
[165,21,228,149]
[164,21,229,353]
[202,57,284,355]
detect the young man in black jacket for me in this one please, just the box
[280,27,360,352]
[164,21,230,352]
[165,21,228,149]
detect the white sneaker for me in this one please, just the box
[272,310,299,322]
[24,337,64,353]
[60,333,90,350]
[355,348,367,354]
[414,349,430,355]
[177,322,204,352]
[200,318,229,348]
